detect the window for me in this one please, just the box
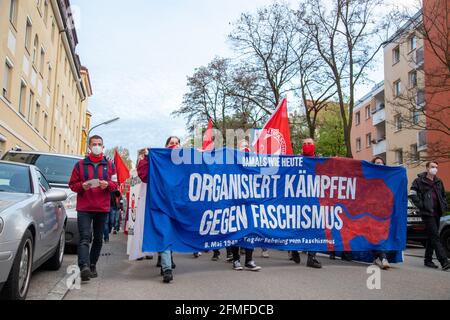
[412,109,420,125]
[395,149,403,165]
[410,144,419,162]
[394,114,402,131]
[409,70,417,87]
[366,133,372,148]
[2,60,13,101]
[18,81,26,115]
[35,102,40,131]
[43,113,48,139]
[409,35,417,51]
[394,80,401,97]
[51,21,56,43]
[27,91,34,123]
[393,46,400,64]
[365,106,371,120]
[40,48,45,74]
[25,19,32,52]
[356,138,362,152]
[417,90,425,106]
[9,0,18,27]
[36,170,51,193]
[355,112,361,126]
[32,35,39,66]
[44,1,49,25]
[47,65,52,89]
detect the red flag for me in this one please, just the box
[114,150,130,186]
[254,98,293,155]
[202,119,214,151]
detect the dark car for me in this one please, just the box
[440,215,450,256]
[1,151,83,252]
[407,199,427,247]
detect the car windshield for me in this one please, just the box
[2,153,79,185]
[0,163,31,194]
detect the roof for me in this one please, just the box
[384,9,423,46]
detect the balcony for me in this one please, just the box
[372,139,387,156]
[372,107,386,126]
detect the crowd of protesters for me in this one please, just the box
[68,134,449,284]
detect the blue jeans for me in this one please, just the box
[78,212,108,268]
[103,208,120,240]
[160,250,172,272]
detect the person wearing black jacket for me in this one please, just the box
[410,161,450,271]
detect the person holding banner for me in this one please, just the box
[290,138,322,269]
[136,137,181,283]
[230,140,262,271]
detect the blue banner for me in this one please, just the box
[143,148,408,255]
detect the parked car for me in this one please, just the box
[407,199,427,247]
[0,161,67,300]
[440,215,450,256]
[2,151,82,252]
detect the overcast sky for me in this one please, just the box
[73,0,418,163]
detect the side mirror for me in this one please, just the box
[44,189,68,203]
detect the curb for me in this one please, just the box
[45,271,72,300]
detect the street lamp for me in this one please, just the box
[85,117,120,154]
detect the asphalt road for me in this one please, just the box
[27,233,450,300]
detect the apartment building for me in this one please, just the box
[351,3,449,190]
[0,0,92,157]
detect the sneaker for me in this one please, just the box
[381,258,391,270]
[137,257,144,261]
[233,260,244,271]
[113,230,118,235]
[145,255,153,260]
[90,265,98,278]
[329,253,336,260]
[211,254,220,261]
[424,261,439,269]
[245,261,262,271]
[307,256,322,269]
[80,266,91,282]
[163,270,173,283]
[291,251,301,264]
[341,252,352,262]
[226,254,234,262]
[442,261,450,271]
[104,238,109,244]
[261,250,270,258]
[374,257,383,268]
[193,252,200,258]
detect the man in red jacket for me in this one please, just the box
[69,135,118,281]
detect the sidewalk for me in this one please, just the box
[63,233,450,300]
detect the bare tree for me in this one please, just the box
[301,0,390,158]
[228,3,299,113]
[389,0,450,163]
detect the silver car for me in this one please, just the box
[2,151,83,252]
[440,215,450,256]
[0,161,67,300]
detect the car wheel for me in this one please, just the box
[43,231,65,271]
[0,230,34,300]
[441,228,450,257]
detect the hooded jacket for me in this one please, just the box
[410,172,448,217]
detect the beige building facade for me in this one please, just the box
[383,11,427,187]
[0,0,92,157]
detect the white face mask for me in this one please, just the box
[429,168,438,176]
[91,145,103,156]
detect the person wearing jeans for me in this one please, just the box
[69,135,118,282]
[137,136,181,283]
[78,212,108,272]
[410,161,450,271]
